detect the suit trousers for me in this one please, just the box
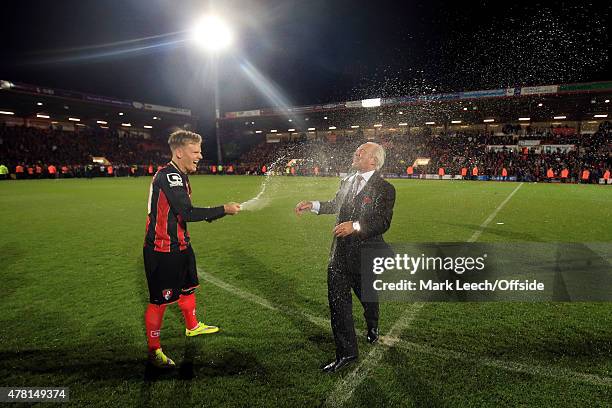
[327,260,379,358]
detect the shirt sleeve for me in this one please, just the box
[311,201,320,214]
[318,178,348,215]
[157,172,226,222]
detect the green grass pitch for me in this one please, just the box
[0,176,611,407]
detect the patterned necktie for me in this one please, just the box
[351,174,364,198]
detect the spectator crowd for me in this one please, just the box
[1,122,610,183]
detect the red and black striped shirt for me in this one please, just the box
[144,162,226,253]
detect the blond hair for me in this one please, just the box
[168,130,202,151]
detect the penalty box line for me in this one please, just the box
[468,182,524,243]
[198,270,612,392]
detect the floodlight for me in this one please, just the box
[191,15,233,52]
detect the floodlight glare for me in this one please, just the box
[362,98,381,108]
[191,15,233,51]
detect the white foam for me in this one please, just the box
[240,177,270,211]
[239,153,293,211]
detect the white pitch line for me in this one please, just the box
[468,182,523,242]
[325,181,525,407]
[198,270,611,390]
[324,303,424,408]
[390,340,612,388]
[198,269,330,329]
[198,270,278,311]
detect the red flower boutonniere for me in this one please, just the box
[362,196,373,205]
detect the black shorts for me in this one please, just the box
[143,245,199,305]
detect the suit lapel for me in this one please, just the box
[339,172,380,218]
[355,172,378,200]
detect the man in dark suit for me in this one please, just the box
[295,142,396,373]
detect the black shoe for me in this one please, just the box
[321,355,357,373]
[367,327,379,344]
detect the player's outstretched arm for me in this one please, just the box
[183,201,241,222]
[158,175,239,222]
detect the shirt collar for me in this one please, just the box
[169,161,185,175]
[355,169,375,183]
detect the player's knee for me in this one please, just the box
[146,303,167,311]
[145,303,167,322]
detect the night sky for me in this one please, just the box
[2,0,609,126]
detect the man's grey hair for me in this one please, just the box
[168,130,202,151]
[368,142,386,170]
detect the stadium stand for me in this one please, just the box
[0,124,170,178]
[0,79,194,178]
[0,80,609,183]
[218,80,611,183]
[1,120,610,183]
[234,123,611,183]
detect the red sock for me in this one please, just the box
[145,303,167,351]
[178,293,198,330]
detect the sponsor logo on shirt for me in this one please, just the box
[166,173,183,187]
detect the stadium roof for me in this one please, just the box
[0,80,195,130]
[219,81,611,133]
[222,81,612,121]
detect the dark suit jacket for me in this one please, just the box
[318,171,396,272]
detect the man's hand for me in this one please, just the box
[333,221,355,237]
[224,202,241,215]
[295,201,313,216]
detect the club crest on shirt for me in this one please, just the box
[362,196,373,204]
[162,289,173,300]
[166,173,183,187]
